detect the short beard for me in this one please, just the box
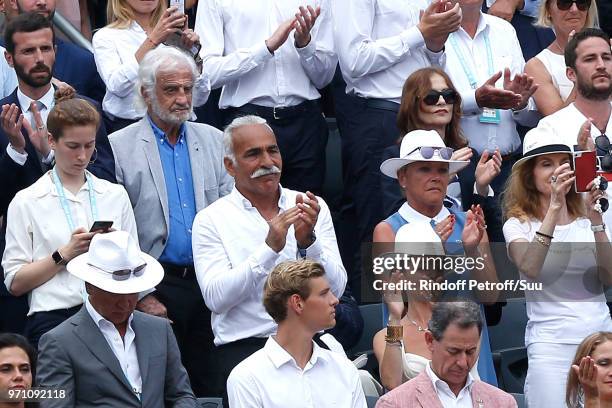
[150,95,192,126]
[14,63,52,88]
[577,75,612,101]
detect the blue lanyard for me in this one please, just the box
[449,30,494,90]
[51,167,98,232]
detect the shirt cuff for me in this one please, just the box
[462,89,482,116]
[300,236,323,261]
[6,144,27,166]
[473,182,495,197]
[255,42,276,61]
[42,150,54,165]
[252,243,281,277]
[295,38,317,58]
[399,26,425,53]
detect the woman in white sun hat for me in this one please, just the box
[2,96,138,348]
[503,125,612,408]
[373,129,500,389]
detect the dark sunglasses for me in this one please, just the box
[407,146,455,160]
[422,89,458,106]
[595,135,612,171]
[556,0,591,11]
[88,262,147,281]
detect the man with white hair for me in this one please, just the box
[108,46,233,397]
[192,115,347,400]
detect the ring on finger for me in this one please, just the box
[551,175,557,183]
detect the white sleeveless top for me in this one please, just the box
[400,342,481,381]
[534,48,574,102]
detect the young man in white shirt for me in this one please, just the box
[195,0,336,196]
[227,259,366,408]
[191,115,347,400]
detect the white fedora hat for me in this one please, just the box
[512,126,573,170]
[67,231,164,294]
[380,130,470,179]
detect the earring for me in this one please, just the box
[89,147,98,165]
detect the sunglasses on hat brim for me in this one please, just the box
[88,262,147,281]
[406,146,455,160]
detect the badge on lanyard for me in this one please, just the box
[479,107,500,124]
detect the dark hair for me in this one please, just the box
[47,97,101,140]
[565,28,611,70]
[4,12,54,54]
[396,67,466,149]
[263,260,326,323]
[0,332,37,380]
[428,301,483,341]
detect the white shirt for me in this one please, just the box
[503,217,612,345]
[227,336,367,408]
[534,49,574,102]
[538,102,612,148]
[2,171,138,315]
[333,0,444,103]
[444,13,531,155]
[425,362,474,408]
[92,22,210,119]
[85,298,142,395]
[195,0,336,109]
[192,186,347,345]
[6,86,55,166]
[397,201,451,225]
[0,46,18,99]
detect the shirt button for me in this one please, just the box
[178,178,182,182]
[183,203,187,208]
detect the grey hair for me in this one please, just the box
[428,301,483,341]
[223,115,272,163]
[134,46,199,110]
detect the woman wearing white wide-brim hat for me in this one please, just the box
[503,125,612,408]
[373,129,500,390]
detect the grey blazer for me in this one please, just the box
[37,307,198,408]
[109,118,233,259]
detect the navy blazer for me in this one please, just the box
[0,37,105,103]
[0,88,116,218]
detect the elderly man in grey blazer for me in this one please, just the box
[108,46,233,397]
[37,231,198,408]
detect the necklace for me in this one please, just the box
[406,314,428,332]
[551,40,564,54]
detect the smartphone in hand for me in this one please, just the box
[169,0,184,14]
[574,150,597,193]
[90,221,114,233]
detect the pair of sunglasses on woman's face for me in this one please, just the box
[556,0,591,11]
[422,89,458,106]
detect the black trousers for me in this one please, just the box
[212,337,268,407]
[223,100,329,196]
[25,305,81,350]
[154,270,215,398]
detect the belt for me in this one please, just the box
[233,99,320,120]
[363,98,400,113]
[159,262,196,279]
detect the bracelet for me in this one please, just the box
[385,325,403,343]
[591,223,606,233]
[534,234,550,247]
[535,231,554,240]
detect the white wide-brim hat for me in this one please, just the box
[395,221,445,256]
[380,129,470,179]
[67,231,164,294]
[512,126,573,170]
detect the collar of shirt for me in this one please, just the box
[147,115,187,146]
[229,185,289,211]
[85,296,135,333]
[30,170,107,199]
[17,85,55,113]
[569,102,612,137]
[264,336,329,371]
[398,201,450,225]
[425,361,474,399]
[454,12,489,41]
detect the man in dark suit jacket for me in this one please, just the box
[37,231,198,408]
[0,13,114,334]
[2,0,106,103]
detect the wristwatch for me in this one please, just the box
[52,249,68,265]
[591,223,606,233]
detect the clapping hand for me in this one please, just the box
[475,149,502,196]
[502,68,538,110]
[1,102,51,157]
[294,6,321,48]
[462,205,486,252]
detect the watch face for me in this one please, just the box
[52,250,64,265]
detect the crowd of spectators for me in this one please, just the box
[0,0,611,407]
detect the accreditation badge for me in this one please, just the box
[479,108,501,124]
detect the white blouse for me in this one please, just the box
[92,21,210,120]
[2,171,138,315]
